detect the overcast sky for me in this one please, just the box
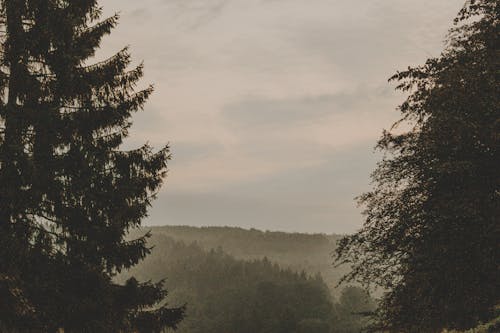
[100,0,464,234]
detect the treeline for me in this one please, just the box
[118,233,376,333]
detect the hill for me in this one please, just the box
[118,231,376,333]
[129,225,349,297]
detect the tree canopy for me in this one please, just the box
[335,0,499,331]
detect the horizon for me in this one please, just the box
[144,223,347,236]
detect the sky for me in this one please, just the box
[100,0,464,234]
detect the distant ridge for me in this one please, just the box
[130,225,348,296]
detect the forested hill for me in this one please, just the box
[119,230,376,333]
[128,225,349,295]
[148,225,341,257]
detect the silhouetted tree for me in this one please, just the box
[335,0,499,332]
[0,0,183,332]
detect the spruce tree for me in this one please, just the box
[335,0,499,332]
[0,1,184,332]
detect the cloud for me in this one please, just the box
[159,0,230,30]
[146,81,398,195]
[271,0,463,83]
[148,141,380,234]
[170,141,225,164]
[125,7,152,22]
[220,86,388,130]
[99,0,465,233]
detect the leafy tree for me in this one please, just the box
[0,0,183,332]
[335,0,499,332]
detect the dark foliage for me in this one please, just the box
[335,1,499,332]
[0,1,183,332]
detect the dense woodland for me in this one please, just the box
[119,228,376,333]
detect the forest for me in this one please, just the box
[131,226,348,296]
[119,227,376,333]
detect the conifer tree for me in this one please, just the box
[0,1,183,332]
[335,0,499,332]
